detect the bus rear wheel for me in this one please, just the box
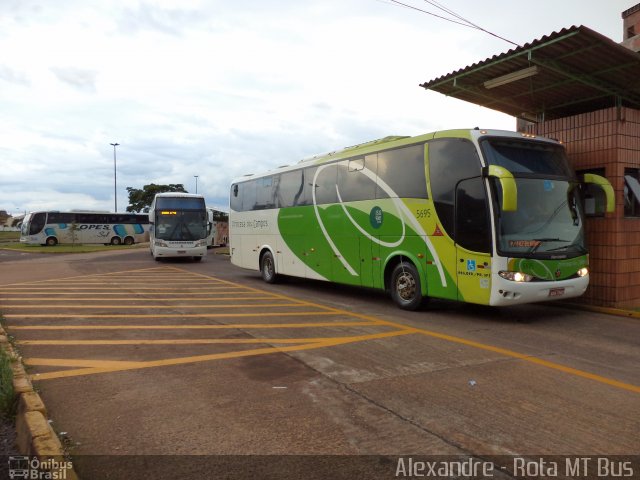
[110,237,122,246]
[390,261,424,311]
[260,251,278,284]
[45,237,58,247]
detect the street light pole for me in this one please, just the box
[110,143,120,212]
[194,175,199,194]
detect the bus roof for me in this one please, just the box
[231,128,562,184]
[154,192,204,198]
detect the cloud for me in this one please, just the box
[117,3,205,37]
[0,65,29,86]
[0,0,629,215]
[49,66,98,93]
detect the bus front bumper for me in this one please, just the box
[152,243,207,258]
[489,273,589,306]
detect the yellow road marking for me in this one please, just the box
[0,292,260,297]
[0,266,177,286]
[27,329,416,381]
[10,321,380,330]
[1,286,246,291]
[2,303,310,309]
[27,359,144,368]
[180,269,640,395]
[10,265,639,395]
[18,337,371,345]
[5,311,338,319]
[310,306,640,394]
[412,329,640,394]
[0,296,280,301]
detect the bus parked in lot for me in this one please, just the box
[148,192,209,261]
[206,208,229,248]
[20,211,150,246]
[229,129,614,309]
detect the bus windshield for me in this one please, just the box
[21,213,33,236]
[482,139,586,257]
[481,138,575,177]
[493,178,586,257]
[155,211,207,241]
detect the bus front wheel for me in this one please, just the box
[123,236,134,246]
[260,251,278,284]
[390,261,424,311]
[45,237,58,247]
[110,237,122,246]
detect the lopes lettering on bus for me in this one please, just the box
[78,225,111,230]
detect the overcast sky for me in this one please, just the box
[0,0,633,215]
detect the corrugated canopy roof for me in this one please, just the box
[420,25,640,121]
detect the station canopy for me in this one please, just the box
[420,25,640,122]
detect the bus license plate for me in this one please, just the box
[549,287,565,297]
[177,250,186,254]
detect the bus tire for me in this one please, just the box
[390,261,424,311]
[260,250,278,284]
[193,256,203,262]
[110,237,122,246]
[123,236,134,246]
[45,237,58,247]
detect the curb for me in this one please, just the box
[0,325,80,480]
[558,302,640,319]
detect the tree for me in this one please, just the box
[126,184,187,213]
[69,220,80,247]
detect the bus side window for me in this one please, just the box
[230,184,242,212]
[29,212,47,235]
[255,176,277,210]
[242,181,258,211]
[337,156,377,202]
[455,177,491,253]
[301,167,318,205]
[428,138,482,240]
[313,164,338,205]
[278,170,305,208]
[376,144,427,199]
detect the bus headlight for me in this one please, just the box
[499,271,533,282]
[577,267,589,277]
[195,239,208,247]
[154,239,168,247]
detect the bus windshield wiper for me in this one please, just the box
[546,242,584,253]
[529,238,570,254]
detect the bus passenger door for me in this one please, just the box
[454,178,492,305]
[360,236,380,289]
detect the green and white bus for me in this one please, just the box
[229,129,614,309]
[20,211,150,246]
[149,192,209,261]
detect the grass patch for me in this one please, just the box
[0,314,18,419]
[0,348,16,419]
[1,243,147,254]
[0,231,20,242]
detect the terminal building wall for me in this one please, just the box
[524,106,640,308]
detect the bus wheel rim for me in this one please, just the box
[396,272,416,301]
[264,258,273,278]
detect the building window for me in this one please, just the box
[577,168,607,217]
[624,168,640,217]
[627,25,636,40]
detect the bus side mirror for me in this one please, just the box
[583,173,615,213]
[485,165,517,212]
